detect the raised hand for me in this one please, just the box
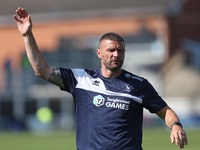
[14,8,32,36]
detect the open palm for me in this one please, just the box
[14,8,32,36]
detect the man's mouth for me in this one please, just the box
[112,59,119,64]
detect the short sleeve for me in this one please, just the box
[141,79,167,113]
[59,67,77,93]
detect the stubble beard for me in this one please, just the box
[103,59,123,72]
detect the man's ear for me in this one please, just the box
[96,49,101,59]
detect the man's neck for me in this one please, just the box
[101,68,122,78]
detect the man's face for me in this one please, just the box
[97,40,125,72]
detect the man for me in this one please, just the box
[14,7,188,150]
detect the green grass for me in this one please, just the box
[0,131,76,150]
[143,128,199,150]
[0,128,199,150]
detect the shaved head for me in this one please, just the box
[99,32,125,49]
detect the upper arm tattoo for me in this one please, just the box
[48,66,64,89]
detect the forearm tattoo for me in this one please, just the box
[48,67,64,88]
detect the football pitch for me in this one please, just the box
[0,128,199,150]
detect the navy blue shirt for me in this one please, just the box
[60,68,167,150]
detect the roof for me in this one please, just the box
[0,0,186,26]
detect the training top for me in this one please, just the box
[59,68,167,150]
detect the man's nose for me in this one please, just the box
[113,50,119,57]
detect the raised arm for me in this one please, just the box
[156,105,188,149]
[14,8,64,88]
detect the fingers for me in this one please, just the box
[181,133,188,148]
[171,132,188,149]
[179,133,184,149]
[16,8,22,19]
[174,133,180,146]
[23,9,29,17]
[170,134,175,144]
[13,14,19,22]
[179,132,188,149]
[14,7,31,25]
[15,7,28,19]
[28,15,32,24]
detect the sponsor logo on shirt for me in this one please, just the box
[106,97,130,110]
[125,73,131,78]
[93,95,105,107]
[125,73,143,81]
[93,95,130,110]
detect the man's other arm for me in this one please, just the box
[156,105,188,149]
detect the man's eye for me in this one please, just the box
[108,49,125,53]
[118,49,125,53]
[108,49,115,52]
